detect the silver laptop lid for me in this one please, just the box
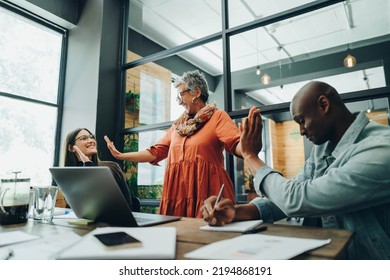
[50,166,139,227]
[49,166,180,227]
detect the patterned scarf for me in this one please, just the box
[173,102,217,136]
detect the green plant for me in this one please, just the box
[126,172,138,197]
[140,206,158,214]
[123,137,138,169]
[137,185,162,214]
[244,169,254,191]
[137,185,162,200]
[122,135,139,198]
[125,90,140,112]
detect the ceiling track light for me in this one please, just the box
[256,66,261,75]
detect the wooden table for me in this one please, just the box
[156,218,353,260]
[0,217,353,260]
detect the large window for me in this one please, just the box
[122,0,390,208]
[0,3,66,185]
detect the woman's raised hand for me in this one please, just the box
[104,135,124,160]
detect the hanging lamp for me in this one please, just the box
[261,73,271,85]
[344,44,356,68]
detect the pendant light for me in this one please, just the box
[344,54,356,68]
[261,73,271,85]
[344,45,356,68]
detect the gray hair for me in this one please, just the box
[174,70,209,102]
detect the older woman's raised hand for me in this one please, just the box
[104,135,124,160]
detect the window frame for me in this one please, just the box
[119,0,389,207]
[0,0,68,177]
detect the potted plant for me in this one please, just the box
[244,169,258,201]
[125,90,140,113]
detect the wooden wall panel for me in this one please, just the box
[269,119,305,179]
[366,111,389,126]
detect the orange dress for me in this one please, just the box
[147,110,241,218]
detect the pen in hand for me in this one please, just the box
[213,184,225,210]
[203,184,225,223]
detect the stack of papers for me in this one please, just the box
[56,227,177,259]
[185,234,331,260]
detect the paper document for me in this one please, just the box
[200,220,263,232]
[56,227,177,259]
[0,230,81,260]
[185,234,331,260]
[53,207,74,217]
[0,231,40,246]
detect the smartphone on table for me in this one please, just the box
[94,231,142,250]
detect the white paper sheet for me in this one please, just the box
[0,231,40,246]
[185,234,331,260]
[0,230,81,260]
[56,227,177,259]
[200,220,263,232]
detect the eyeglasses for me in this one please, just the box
[176,89,190,103]
[75,134,95,142]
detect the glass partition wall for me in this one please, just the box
[121,0,390,211]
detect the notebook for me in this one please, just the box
[49,166,181,227]
[200,220,264,233]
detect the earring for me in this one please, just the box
[191,97,198,104]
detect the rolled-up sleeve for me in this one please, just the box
[254,166,283,195]
[215,110,242,158]
[249,197,287,223]
[146,128,172,166]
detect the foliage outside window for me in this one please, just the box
[126,90,140,113]
[123,134,162,214]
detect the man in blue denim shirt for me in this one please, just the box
[202,81,390,259]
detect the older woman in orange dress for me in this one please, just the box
[105,70,243,218]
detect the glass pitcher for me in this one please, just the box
[0,171,31,225]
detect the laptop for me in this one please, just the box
[49,166,181,227]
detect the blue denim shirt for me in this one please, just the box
[251,112,390,259]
